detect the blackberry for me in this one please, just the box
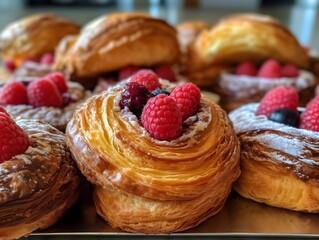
[151,89,170,97]
[269,109,300,127]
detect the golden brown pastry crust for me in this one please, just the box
[66,80,240,233]
[0,13,80,66]
[229,103,319,212]
[194,13,310,69]
[54,12,180,81]
[0,119,80,239]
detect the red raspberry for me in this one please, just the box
[0,106,9,116]
[0,81,28,105]
[4,59,16,72]
[256,86,299,118]
[235,61,257,76]
[45,72,68,93]
[170,83,201,120]
[40,53,54,65]
[258,59,282,79]
[155,65,176,82]
[27,78,62,108]
[22,56,38,65]
[281,64,299,78]
[300,96,319,131]
[131,69,160,91]
[141,94,182,141]
[0,113,30,163]
[118,66,140,81]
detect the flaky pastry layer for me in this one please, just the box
[66,80,240,233]
[229,104,319,212]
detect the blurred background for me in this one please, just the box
[0,0,318,51]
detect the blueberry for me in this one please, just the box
[269,109,300,127]
[151,89,170,97]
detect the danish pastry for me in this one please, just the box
[0,13,80,66]
[66,79,240,233]
[0,114,80,239]
[54,12,180,88]
[229,102,319,212]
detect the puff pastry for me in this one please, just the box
[66,79,240,233]
[0,13,80,66]
[54,12,180,83]
[0,119,80,240]
[229,103,319,212]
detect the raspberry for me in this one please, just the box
[120,82,151,118]
[22,56,38,65]
[258,59,282,78]
[0,81,28,105]
[131,69,160,91]
[256,86,299,118]
[281,64,299,78]
[45,72,68,93]
[300,96,319,131]
[154,65,176,82]
[0,113,30,163]
[0,106,9,116]
[4,59,16,72]
[118,66,140,81]
[170,83,201,120]
[27,78,63,108]
[235,61,257,76]
[141,94,182,141]
[40,53,54,65]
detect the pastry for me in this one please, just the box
[0,72,91,131]
[54,12,181,89]
[229,86,319,212]
[0,13,80,67]
[0,111,80,239]
[66,77,240,233]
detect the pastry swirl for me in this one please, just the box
[0,13,80,65]
[0,119,80,239]
[66,80,240,233]
[229,103,319,212]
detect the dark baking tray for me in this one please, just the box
[30,182,319,237]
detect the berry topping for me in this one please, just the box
[155,65,176,82]
[27,78,63,108]
[141,94,182,141]
[300,96,319,132]
[281,64,299,78]
[256,86,299,118]
[258,59,282,79]
[269,109,300,127]
[0,106,9,116]
[170,83,201,120]
[120,82,151,118]
[4,59,16,72]
[40,53,54,65]
[131,69,160,91]
[62,92,75,106]
[118,66,140,81]
[151,89,170,97]
[46,72,68,93]
[0,113,30,163]
[0,82,28,105]
[235,61,257,76]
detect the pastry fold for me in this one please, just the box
[229,104,319,212]
[54,12,180,79]
[0,13,80,65]
[66,80,240,233]
[194,14,310,69]
[0,119,80,240]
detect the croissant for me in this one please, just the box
[229,103,319,212]
[0,13,80,66]
[0,118,80,240]
[54,12,180,84]
[66,79,240,233]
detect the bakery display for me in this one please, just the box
[66,72,240,233]
[0,72,90,131]
[0,109,80,239]
[54,12,181,89]
[229,86,319,212]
